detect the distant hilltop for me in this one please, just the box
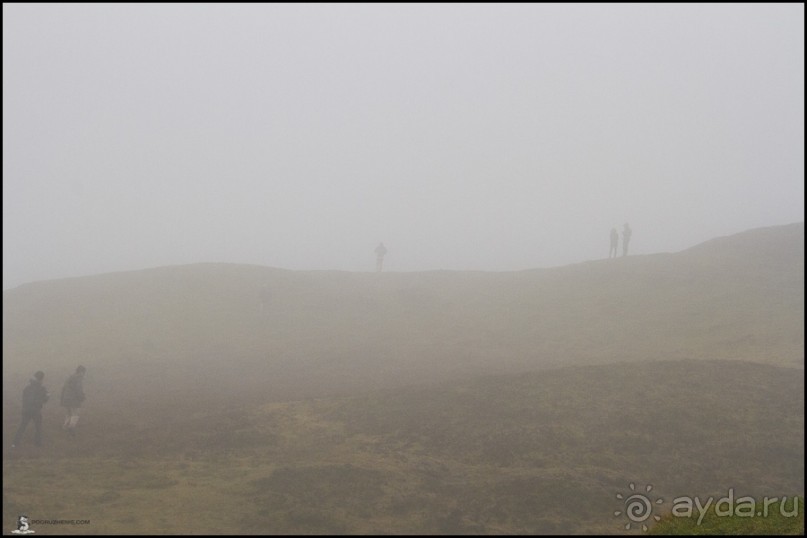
[682,222,803,260]
[2,222,803,403]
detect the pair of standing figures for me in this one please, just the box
[11,365,86,448]
[610,224,632,258]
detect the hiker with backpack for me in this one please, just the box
[12,371,49,448]
[61,365,86,436]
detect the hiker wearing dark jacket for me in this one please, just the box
[12,371,49,448]
[61,365,86,436]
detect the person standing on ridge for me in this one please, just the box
[11,370,49,448]
[609,227,619,258]
[375,242,388,272]
[61,365,86,436]
[622,223,632,256]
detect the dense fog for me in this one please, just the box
[3,4,803,289]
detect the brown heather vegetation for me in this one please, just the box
[3,223,803,534]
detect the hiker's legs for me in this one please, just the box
[32,413,43,446]
[13,414,32,446]
[65,407,80,432]
[69,407,80,428]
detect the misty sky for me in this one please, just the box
[3,4,804,290]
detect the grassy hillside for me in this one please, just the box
[3,223,803,533]
[3,359,802,534]
[2,223,803,407]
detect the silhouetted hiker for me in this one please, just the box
[61,365,86,436]
[622,223,632,256]
[12,372,49,448]
[375,242,388,272]
[259,284,271,312]
[12,371,49,448]
[609,227,619,258]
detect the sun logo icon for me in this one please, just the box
[614,482,664,531]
